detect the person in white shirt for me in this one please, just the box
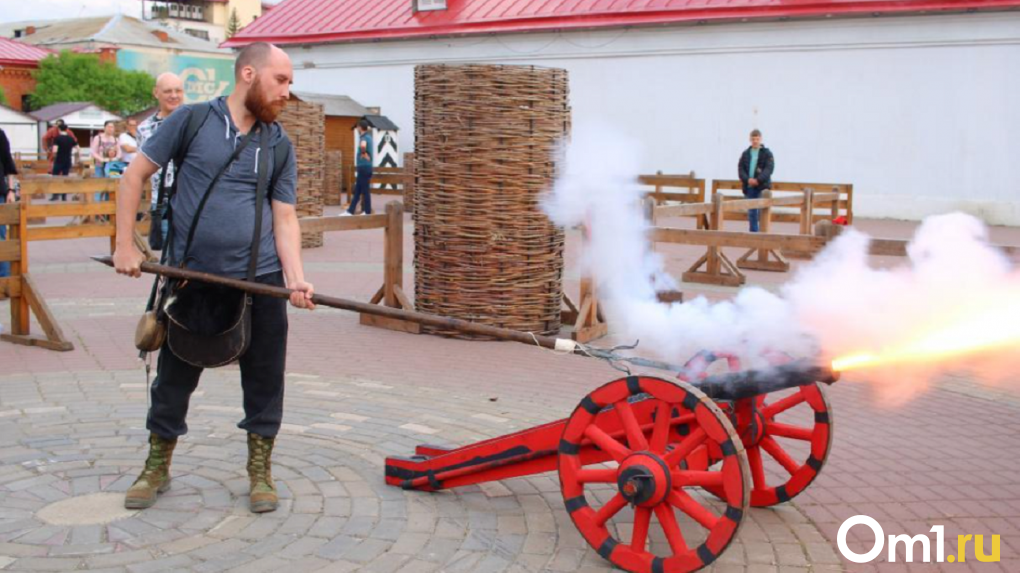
[119,119,139,164]
[136,72,184,245]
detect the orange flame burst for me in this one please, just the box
[831,304,1020,373]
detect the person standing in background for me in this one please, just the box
[342,119,373,216]
[91,121,120,178]
[737,129,775,233]
[137,72,185,245]
[50,124,78,201]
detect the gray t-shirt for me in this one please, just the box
[139,98,297,279]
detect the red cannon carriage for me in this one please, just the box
[386,351,838,573]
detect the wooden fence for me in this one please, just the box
[711,179,853,225]
[0,201,74,351]
[298,201,414,332]
[651,188,842,286]
[18,177,153,258]
[13,152,91,178]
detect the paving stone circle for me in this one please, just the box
[0,368,840,572]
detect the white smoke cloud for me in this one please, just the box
[544,122,1020,402]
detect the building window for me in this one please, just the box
[415,0,447,12]
[184,28,209,40]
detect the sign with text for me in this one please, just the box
[118,50,235,104]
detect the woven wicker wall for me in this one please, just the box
[324,149,343,206]
[414,64,570,337]
[277,100,325,248]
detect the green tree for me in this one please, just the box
[0,86,7,107]
[226,8,240,39]
[30,51,156,116]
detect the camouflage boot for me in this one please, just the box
[124,433,177,509]
[247,433,278,513]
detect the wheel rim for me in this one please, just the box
[558,376,749,573]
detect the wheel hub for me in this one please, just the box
[617,453,671,507]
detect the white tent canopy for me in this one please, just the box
[0,104,40,156]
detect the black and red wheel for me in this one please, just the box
[558,376,749,573]
[728,383,834,507]
[678,350,835,508]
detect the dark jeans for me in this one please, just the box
[743,186,766,232]
[52,161,71,201]
[348,165,373,215]
[147,271,289,439]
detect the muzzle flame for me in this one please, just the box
[831,304,1020,372]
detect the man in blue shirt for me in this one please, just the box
[112,42,315,515]
[343,118,374,216]
[737,129,775,233]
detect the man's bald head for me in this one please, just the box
[155,72,182,91]
[153,72,184,116]
[235,42,278,80]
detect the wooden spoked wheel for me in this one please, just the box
[680,352,835,508]
[558,376,749,573]
[724,383,834,507]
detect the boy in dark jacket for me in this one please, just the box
[737,129,774,232]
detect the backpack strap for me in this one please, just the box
[268,131,291,202]
[155,102,213,210]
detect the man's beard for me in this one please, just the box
[245,76,286,123]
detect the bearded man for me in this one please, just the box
[112,42,315,513]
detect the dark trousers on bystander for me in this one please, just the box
[743,186,766,232]
[51,161,71,201]
[348,165,373,215]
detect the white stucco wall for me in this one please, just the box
[284,13,1020,225]
[0,107,38,155]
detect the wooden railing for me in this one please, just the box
[710,179,853,225]
[299,201,414,332]
[0,201,74,351]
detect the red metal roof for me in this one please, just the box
[0,37,53,67]
[224,0,1020,47]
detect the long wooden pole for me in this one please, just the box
[91,256,563,350]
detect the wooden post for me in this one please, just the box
[653,169,663,205]
[784,187,817,260]
[681,192,746,286]
[9,202,28,335]
[108,186,117,255]
[846,184,854,224]
[707,192,724,275]
[736,190,790,272]
[799,188,815,235]
[829,186,840,221]
[383,201,403,308]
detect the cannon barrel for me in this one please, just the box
[691,359,839,401]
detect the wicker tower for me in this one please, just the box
[414,64,570,337]
[277,99,325,248]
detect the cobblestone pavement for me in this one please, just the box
[1,205,1019,572]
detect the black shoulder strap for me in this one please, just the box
[155,102,213,208]
[248,127,272,281]
[268,129,291,201]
